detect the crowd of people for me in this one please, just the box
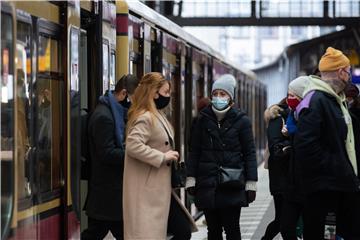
[80,46,360,240]
[262,47,360,240]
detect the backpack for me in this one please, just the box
[81,108,92,180]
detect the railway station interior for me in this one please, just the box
[1,1,360,240]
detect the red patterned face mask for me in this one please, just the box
[287,97,300,110]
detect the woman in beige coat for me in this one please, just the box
[123,72,182,240]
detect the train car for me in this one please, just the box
[0,1,85,239]
[1,0,267,238]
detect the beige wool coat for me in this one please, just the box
[123,111,177,240]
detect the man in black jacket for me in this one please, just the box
[81,74,138,240]
[294,47,360,239]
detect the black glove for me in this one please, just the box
[247,191,256,203]
[187,187,196,196]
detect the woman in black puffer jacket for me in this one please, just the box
[186,74,258,240]
[262,76,309,240]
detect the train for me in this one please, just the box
[0,1,267,239]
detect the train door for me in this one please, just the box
[9,6,65,238]
[79,28,88,232]
[151,28,162,72]
[143,23,151,74]
[68,25,81,236]
[1,4,15,239]
[128,15,143,79]
[191,49,205,118]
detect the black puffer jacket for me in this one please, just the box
[267,105,290,195]
[187,106,257,209]
[294,91,360,194]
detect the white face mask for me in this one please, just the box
[211,97,229,110]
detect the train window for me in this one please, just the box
[102,42,109,94]
[36,35,63,195]
[110,51,115,90]
[35,79,63,194]
[16,21,32,201]
[1,11,15,239]
[38,36,60,74]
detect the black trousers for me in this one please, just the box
[262,194,283,240]
[303,190,360,240]
[167,196,192,240]
[280,198,303,240]
[81,217,123,240]
[204,207,242,240]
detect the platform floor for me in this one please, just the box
[190,162,283,240]
[104,163,283,240]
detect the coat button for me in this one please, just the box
[222,143,226,147]
[165,141,169,145]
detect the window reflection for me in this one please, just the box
[1,12,14,238]
[38,36,59,74]
[36,35,63,195]
[16,21,32,201]
[35,78,63,194]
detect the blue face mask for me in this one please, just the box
[212,97,229,110]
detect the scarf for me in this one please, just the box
[99,91,125,148]
[286,112,298,135]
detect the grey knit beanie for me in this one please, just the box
[288,76,310,98]
[212,74,236,100]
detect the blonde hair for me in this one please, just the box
[127,72,169,133]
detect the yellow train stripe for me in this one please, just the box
[17,198,61,221]
[14,1,59,24]
[116,0,129,14]
[116,36,129,79]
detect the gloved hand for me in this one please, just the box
[247,191,256,203]
[187,187,196,196]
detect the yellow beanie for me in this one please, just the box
[318,47,350,72]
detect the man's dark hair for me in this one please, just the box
[115,74,139,94]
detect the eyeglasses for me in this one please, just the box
[344,69,352,78]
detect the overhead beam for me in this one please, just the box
[168,17,360,27]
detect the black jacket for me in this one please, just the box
[350,107,360,176]
[267,106,290,195]
[188,106,257,209]
[86,103,125,221]
[294,91,360,194]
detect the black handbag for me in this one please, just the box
[157,115,187,188]
[219,166,245,189]
[171,161,186,188]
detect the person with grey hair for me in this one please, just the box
[262,76,309,240]
[186,74,258,240]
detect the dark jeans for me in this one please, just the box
[303,191,360,240]
[280,198,303,240]
[81,217,123,240]
[262,194,283,240]
[204,207,241,240]
[167,196,192,240]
